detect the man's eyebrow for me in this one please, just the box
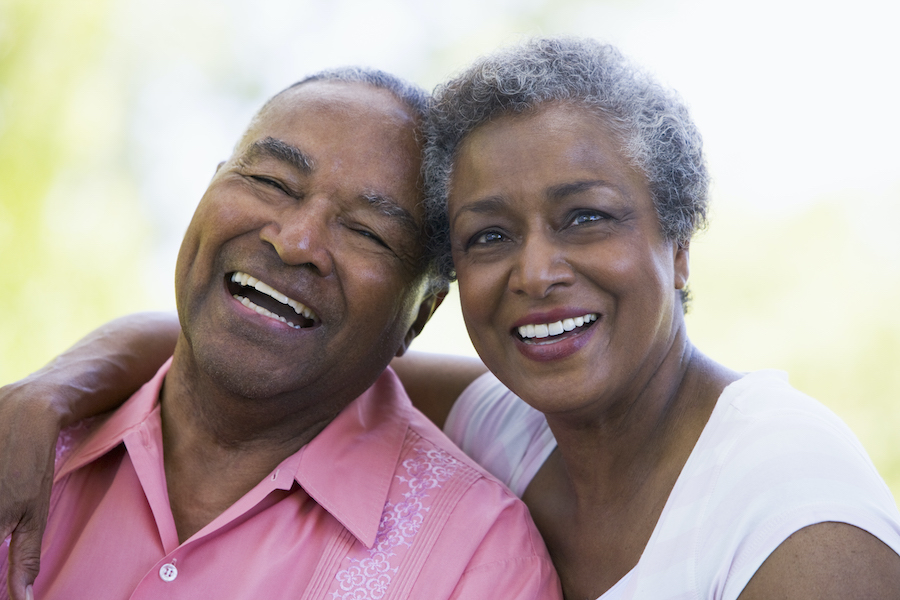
[244,136,313,174]
[360,193,421,238]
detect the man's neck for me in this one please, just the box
[157,345,350,543]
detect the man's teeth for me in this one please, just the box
[518,314,597,340]
[234,296,303,329]
[230,272,317,322]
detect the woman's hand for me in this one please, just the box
[0,312,179,599]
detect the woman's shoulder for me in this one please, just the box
[663,369,900,598]
[443,372,557,497]
[694,369,896,515]
[709,370,880,470]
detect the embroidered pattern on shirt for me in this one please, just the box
[55,418,97,469]
[330,447,461,600]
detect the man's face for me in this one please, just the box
[173,80,435,405]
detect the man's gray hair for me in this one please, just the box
[291,66,429,121]
[424,37,710,289]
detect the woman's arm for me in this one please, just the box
[737,521,900,599]
[0,311,179,600]
[390,351,487,429]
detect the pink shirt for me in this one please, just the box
[0,360,559,600]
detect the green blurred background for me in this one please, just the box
[2,0,898,501]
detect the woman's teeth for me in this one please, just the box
[518,314,598,340]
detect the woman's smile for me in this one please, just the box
[514,312,598,341]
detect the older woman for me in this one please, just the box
[3,38,900,599]
[422,38,900,598]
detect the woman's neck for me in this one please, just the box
[525,331,740,599]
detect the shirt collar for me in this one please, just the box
[292,367,411,548]
[55,357,412,549]
[55,357,173,479]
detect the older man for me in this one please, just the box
[0,70,559,600]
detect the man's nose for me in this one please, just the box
[259,199,334,276]
[507,234,575,298]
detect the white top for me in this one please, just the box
[444,369,900,599]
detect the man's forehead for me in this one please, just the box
[234,82,425,222]
[240,82,419,164]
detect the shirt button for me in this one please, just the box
[159,563,178,582]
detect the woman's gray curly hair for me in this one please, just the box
[424,37,710,295]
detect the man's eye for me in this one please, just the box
[251,175,288,193]
[355,228,389,249]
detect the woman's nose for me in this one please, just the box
[507,234,575,298]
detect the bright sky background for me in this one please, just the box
[2,0,899,493]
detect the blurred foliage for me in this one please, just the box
[0,0,149,382]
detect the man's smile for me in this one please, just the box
[227,271,318,329]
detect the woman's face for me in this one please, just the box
[447,102,689,416]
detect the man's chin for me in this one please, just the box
[182,340,306,400]
[201,360,292,400]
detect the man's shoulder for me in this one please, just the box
[391,410,560,598]
[396,404,546,544]
[402,402,515,495]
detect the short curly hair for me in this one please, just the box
[424,37,709,300]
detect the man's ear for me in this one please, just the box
[396,288,447,357]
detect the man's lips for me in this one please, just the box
[515,313,599,341]
[227,271,318,329]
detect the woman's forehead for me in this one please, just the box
[452,103,636,186]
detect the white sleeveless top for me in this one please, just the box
[444,370,900,599]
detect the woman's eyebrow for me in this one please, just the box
[546,179,618,200]
[450,196,507,228]
[244,136,314,174]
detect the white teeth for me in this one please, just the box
[230,271,318,323]
[517,313,598,340]
[253,279,289,304]
[234,295,302,329]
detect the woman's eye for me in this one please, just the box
[471,230,506,246]
[569,211,606,226]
